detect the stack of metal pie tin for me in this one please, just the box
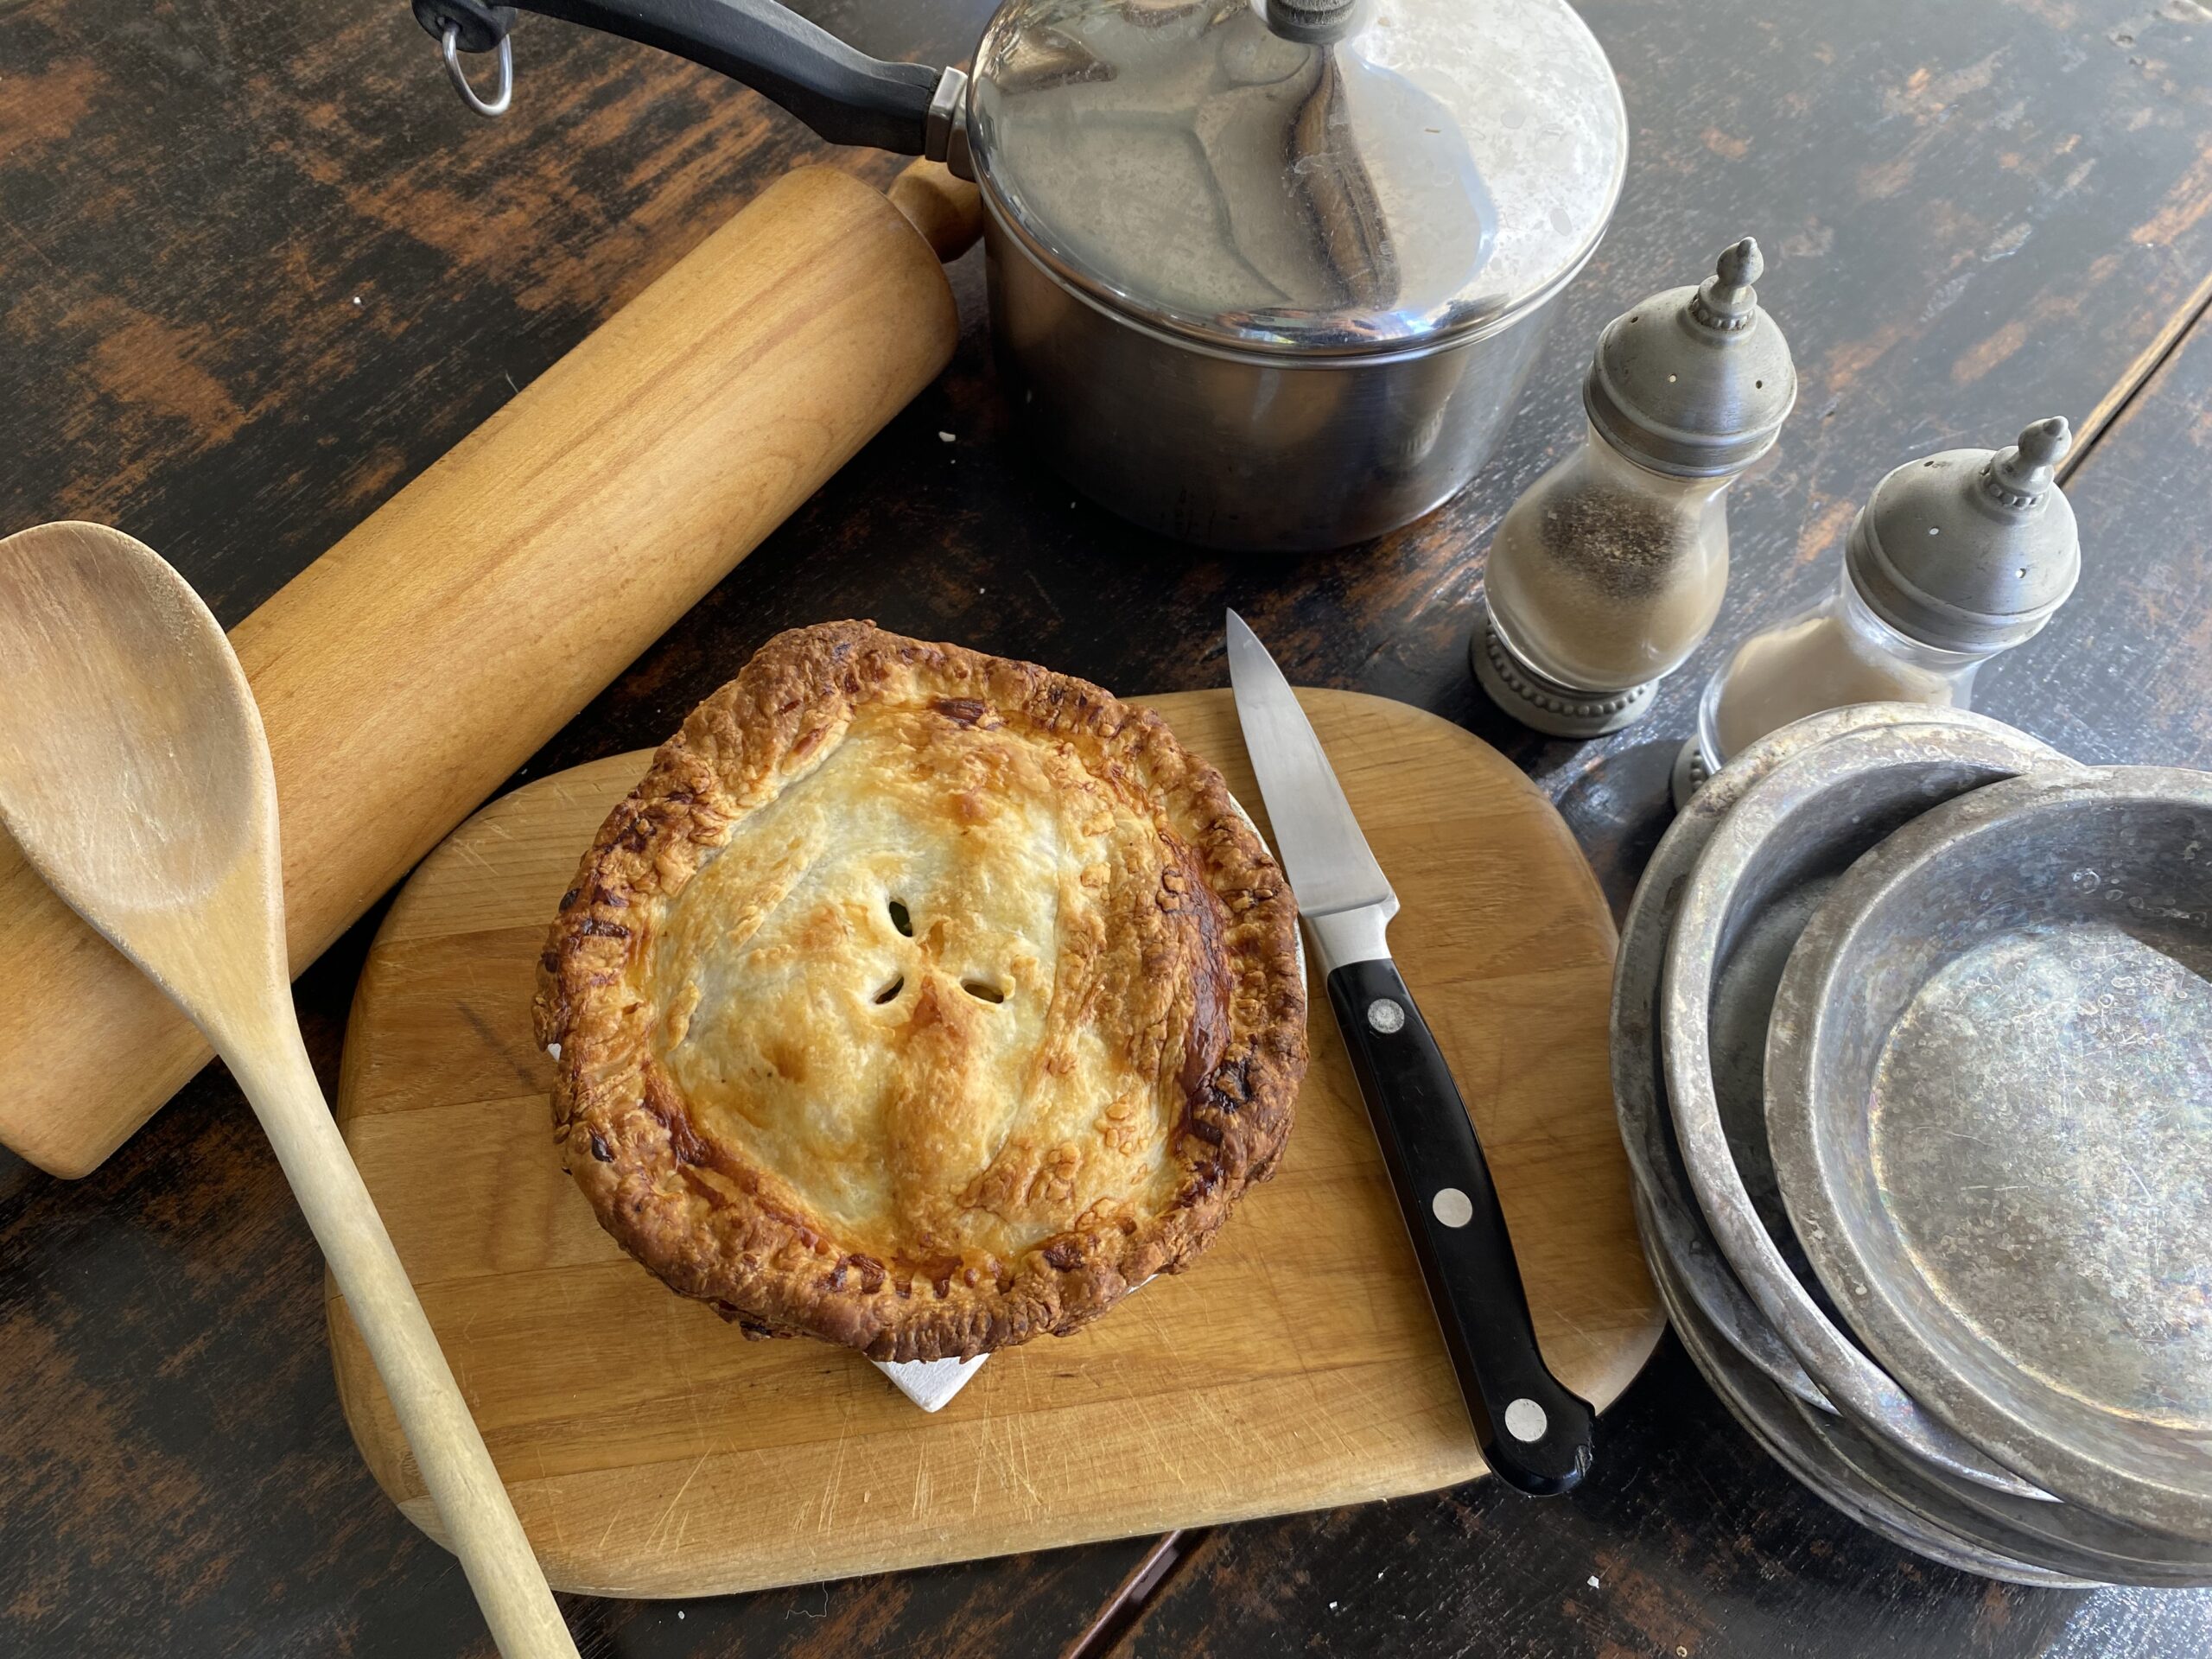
[1613,701,2212,1583]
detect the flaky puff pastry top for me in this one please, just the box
[534,622,1306,1362]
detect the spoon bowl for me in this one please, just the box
[0,524,263,913]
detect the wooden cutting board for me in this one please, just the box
[328,687,1661,1598]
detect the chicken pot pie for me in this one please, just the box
[534,621,1306,1362]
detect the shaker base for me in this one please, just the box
[1471,602,1656,738]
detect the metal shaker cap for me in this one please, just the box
[966,0,1627,358]
[1847,417,2080,653]
[1581,238,1797,476]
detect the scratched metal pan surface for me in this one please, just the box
[1633,1184,2090,1587]
[1611,702,2032,1414]
[1768,766,2212,1547]
[1661,719,2076,1500]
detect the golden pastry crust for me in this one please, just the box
[533,621,1306,1362]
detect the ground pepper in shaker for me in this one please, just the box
[1473,238,1796,736]
[1678,416,2079,805]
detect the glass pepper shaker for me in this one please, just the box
[1473,238,1796,737]
[1678,416,2079,804]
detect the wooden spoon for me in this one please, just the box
[0,523,576,1659]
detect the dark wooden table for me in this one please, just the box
[3,0,2210,1653]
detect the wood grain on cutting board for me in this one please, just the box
[327,688,1661,1598]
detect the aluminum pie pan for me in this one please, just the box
[1810,1395,2212,1584]
[1634,1185,2082,1584]
[1768,766,2212,1544]
[1633,1185,2090,1586]
[1644,734,2212,1582]
[1611,702,2020,1414]
[1788,1385,2212,1586]
[1661,719,2075,1499]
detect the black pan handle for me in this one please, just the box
[1326,956,1596,1495]
[414,0,944,153]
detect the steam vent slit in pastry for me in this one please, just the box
[534,621,1308,1363]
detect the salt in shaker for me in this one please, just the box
[1473,238,1796,737]
[1679,416,2079,805]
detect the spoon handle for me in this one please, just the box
[228,1019,578,1659]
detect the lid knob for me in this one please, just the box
[1690,237,1764,331]
[1847,414,2082,653]
[1582,234,1798,476]
[1983,416,2071,508]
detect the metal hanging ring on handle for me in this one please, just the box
[441,23,513,118]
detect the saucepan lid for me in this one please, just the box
[967,0,1629,358]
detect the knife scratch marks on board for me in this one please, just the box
[1133,1294,1198,1395]
[910,1437,933,1519]
[1018,1419,1049,1514]
[1286,1365,1343,1459]
[651,1454,708,1551]
[1017,1415,1052,1522]
[1249,1253,1310,1379]
[1316,1392,1368,1467]
[990,1414,1046,1515]
[1541,1301,1599,1366]
[1138,1395,1192,1491]
[819,1428,853,1533]
[454,835,505,879]
[594,1503,626,1555]
[1189,1384,1291,1479]
[968,1414,988,1512]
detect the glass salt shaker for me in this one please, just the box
[1679,416,2079,805]
[1473,238,1796,737]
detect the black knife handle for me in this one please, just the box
[1326,957,1595,1495]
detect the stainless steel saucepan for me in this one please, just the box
[412,0,1627,550]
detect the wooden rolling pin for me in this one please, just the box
[0,161,982,1178]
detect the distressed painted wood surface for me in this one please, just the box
[3,0,2211,1653]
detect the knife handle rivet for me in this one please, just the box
[1432,1186,1474,1228]
[1365,997,1406,1034]
[1504,1397,1548,1444]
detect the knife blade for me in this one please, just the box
[1225,610,1596,1496]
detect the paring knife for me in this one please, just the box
[1225,611,1596,1496]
